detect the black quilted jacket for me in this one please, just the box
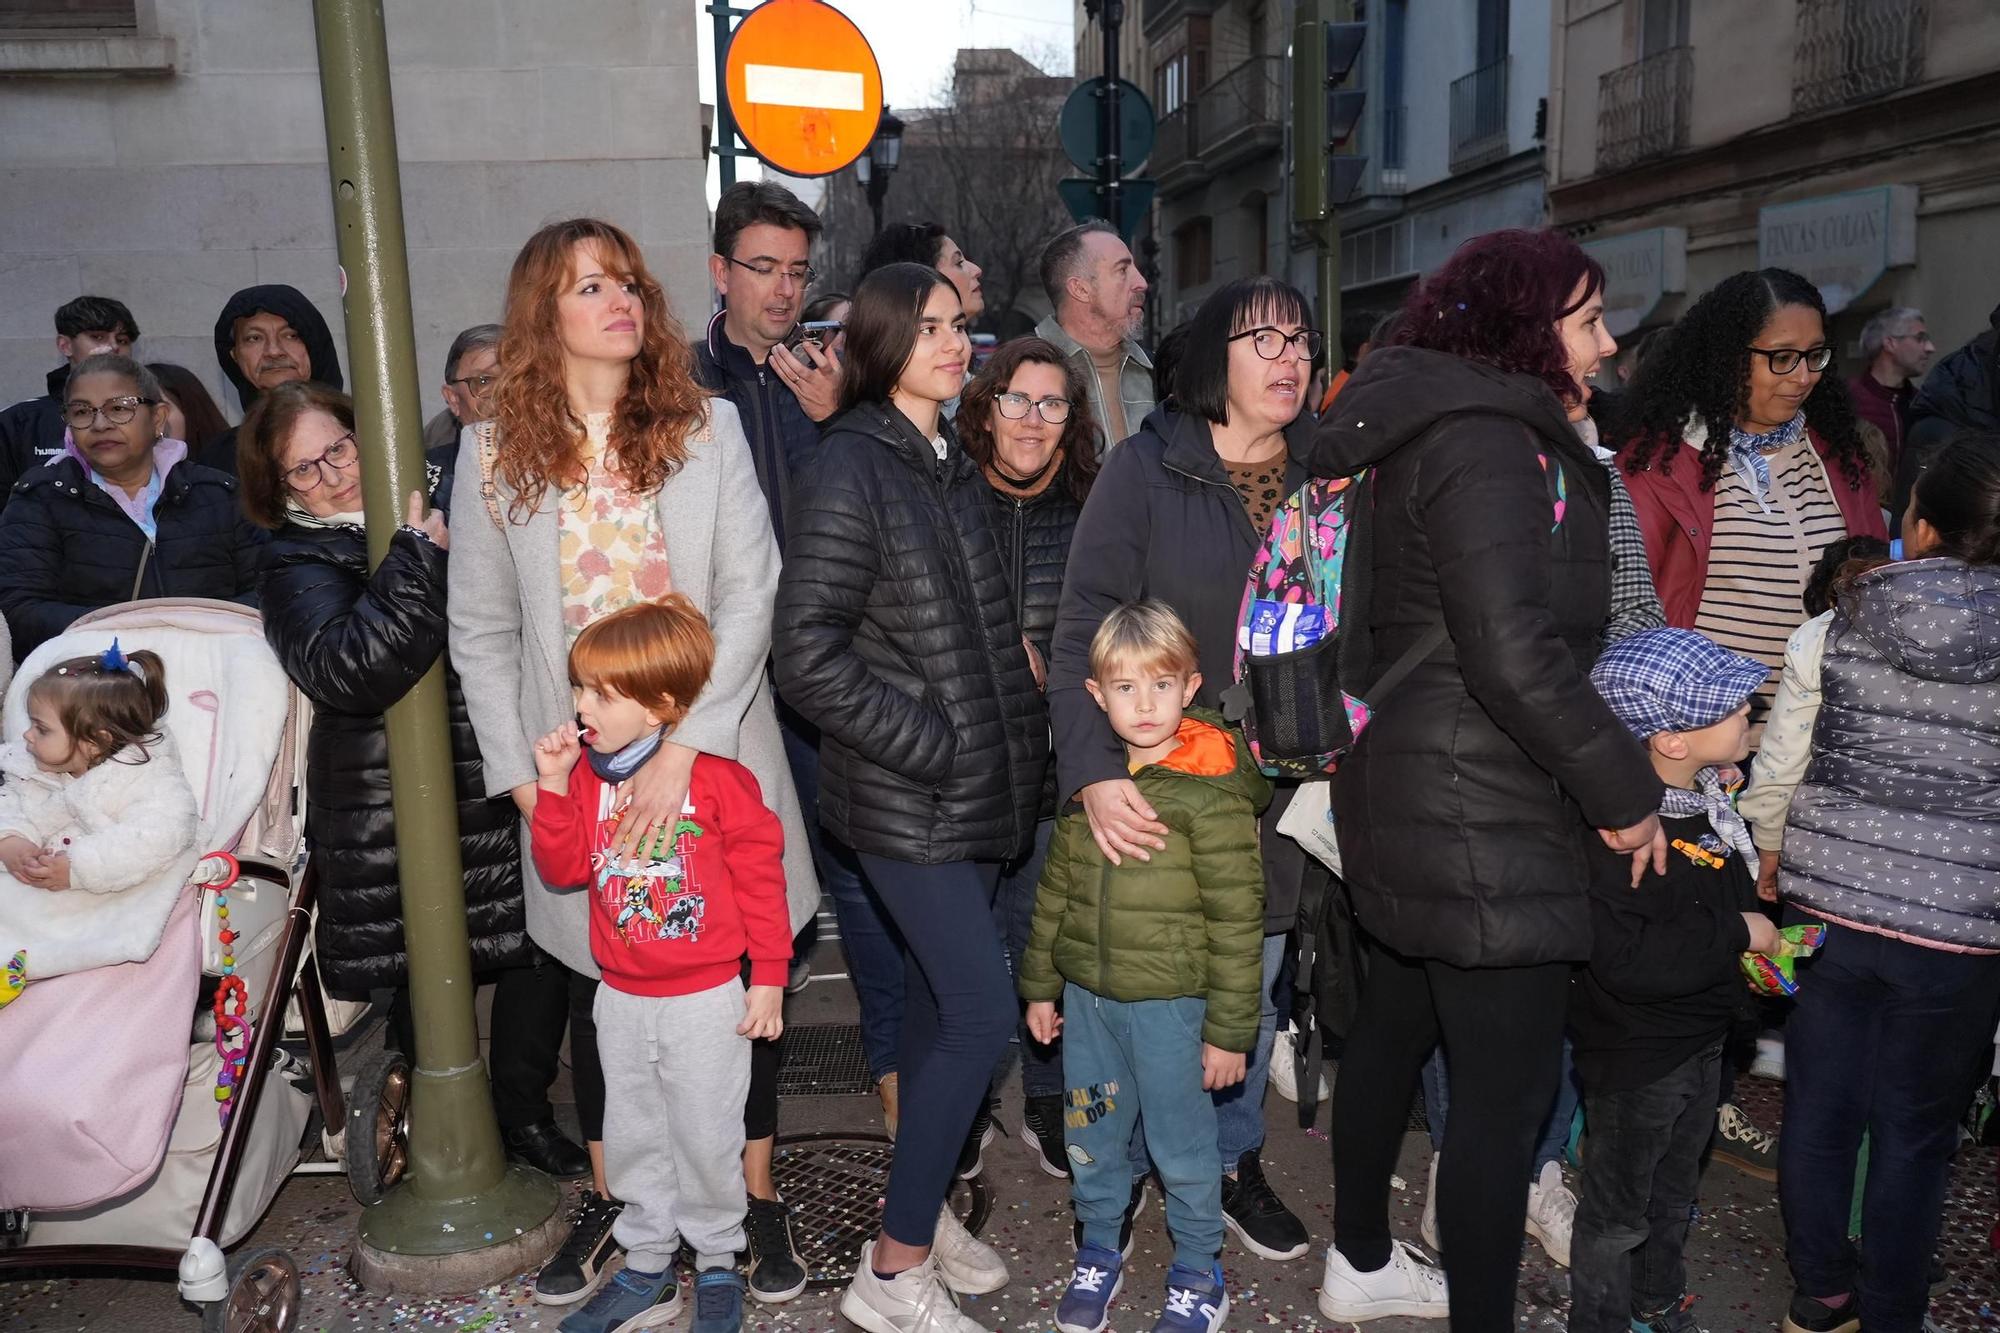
[260,522,528,994]
[776,401,1049,864]
[0,453,265,662]
[983,476,1083,820]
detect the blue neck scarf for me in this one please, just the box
[1659,765,1758,866]
[1725,412,1808,513]
[586,726,665,784]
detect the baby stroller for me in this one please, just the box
[0,598,385,1332]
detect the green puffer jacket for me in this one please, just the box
[1017,710,1270,1051]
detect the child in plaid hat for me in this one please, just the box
[1567,628,1788,1333]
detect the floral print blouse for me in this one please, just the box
[558,412,673,640]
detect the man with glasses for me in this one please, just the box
[0,295,142,509]
[1848,306,1932,472]
[424,324,502,515]
[200,284,346,475]
[1034,220,1154,454]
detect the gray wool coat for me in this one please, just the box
[445,399,818,978]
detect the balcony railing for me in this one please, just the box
[1793,0,1928,114]
[1448,57,1510,171]
[1597,45,1693,173]
[1154,104,1196,178]
[1197,56,1286,168]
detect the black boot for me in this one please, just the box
[502,1119,590,1178]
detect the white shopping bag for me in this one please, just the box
[1276,779,1342,875]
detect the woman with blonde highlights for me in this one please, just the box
[448,217,818,1315]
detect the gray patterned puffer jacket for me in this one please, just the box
[1781,557,2000,949]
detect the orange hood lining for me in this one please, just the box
[1154,716,1239,778]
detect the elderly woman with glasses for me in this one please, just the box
[0,352,264,662]
[1046,276,1326,1264]
[234,379,574,1170]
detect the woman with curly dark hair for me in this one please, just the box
[1305,229,1664,1325]
[1618,268,1887,742]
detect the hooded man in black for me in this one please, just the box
[202,284,345,473]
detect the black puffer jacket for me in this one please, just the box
[0,365,68,510]
[1894,302,1999,516]
[1310,347,1661,968]
[261,522,527,993]
[0,452,265,663]
[775,401,1047,863]
[985,475,1084,819]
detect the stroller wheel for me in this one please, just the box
[202,1246,301,1333]
[345,1049,412,1206]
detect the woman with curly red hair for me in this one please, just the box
[446,218,820,1321]
[1306,229,1664,1325]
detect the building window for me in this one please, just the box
[1239,194,1269,276]
[1176,217,1214,290]
[1340,219,1415,289]
[1640,0,1690,57]
[0,0,136,25]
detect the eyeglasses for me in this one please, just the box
[1229,327,1325,361]
[449,373,499,393]
[1748,344,1835,375]
[995,392,1073,424]
[63,396,156,429]
[284,433,359,491]
[725,255,816,287]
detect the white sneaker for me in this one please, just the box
[1270,1025,1330,1103]
[1751,1032,1786,1082]
[1318,1239,1449,1321]
[840,1243,992,1333]
[1523,1159,1575,1268]
[932,1203,1009,1295]
[1418,1152,1440,1252]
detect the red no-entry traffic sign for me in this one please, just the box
[724,0,886,177]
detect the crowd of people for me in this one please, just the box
[1,180,1996,1333]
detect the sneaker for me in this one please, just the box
[691,1269,744,1333]
[1270,1025,1329,1104]
[744,1196,807,1303]
[786,955,812,994]
[1055,1243,1124,1333]
[879,1072,900,1141]
[839,1243,991,1333]
[1710,1103,1780,1182]
[955,1101,997,1180]
[1317,1239,1450,1322]
[1020,1094,1071,1179]
[1075,1177,1150,1258]
[557,1263,679,1333]
[1152,1262,1228,1333]
[1524,1159,1575,1268]
[1419,1152,1440,1252]
[933,1201,1009,1295]
[1220,1150,1309,1261]
[1750,1032,1786,1082]
[1633,1293,1705,1333]
[1780,1292,1859,1333]
[536,1190,625,1306]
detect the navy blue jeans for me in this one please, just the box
[779,706,903,1082]
[855,852,1014,1247]
[1778,922,2000,1333]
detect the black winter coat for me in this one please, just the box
[0,453,266,663]
[775,401,1048,864]
[1893,301,1999,516]
[260,522,527,994]
[693,310,823,554]
[984,474,1084,820]
[0,365,68,510]
[1309,347,1661,968]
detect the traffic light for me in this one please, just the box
[1292,19,1368,223]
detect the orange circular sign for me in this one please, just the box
[724,0,886,178]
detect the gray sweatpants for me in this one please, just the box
[596,978,752,1272]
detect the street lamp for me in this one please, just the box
[854,106,905,237]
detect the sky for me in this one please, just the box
[697,0,1076,198]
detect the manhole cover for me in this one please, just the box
[773,1134,990,1287]
[777,1023,875,1097]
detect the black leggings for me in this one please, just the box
[1331,945,1570,1332]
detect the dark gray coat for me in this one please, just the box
[1781,557,2000,950]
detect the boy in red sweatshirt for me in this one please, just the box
[530,596,791,1333]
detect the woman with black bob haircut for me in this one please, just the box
[1046,275,1325,1264]
[774,260,1046,1333]
[1305,228,1664,1324]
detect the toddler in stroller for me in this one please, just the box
[0,641,201,1002]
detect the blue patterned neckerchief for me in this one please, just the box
[1725,412,1808,514]
[1660,765,1758,866]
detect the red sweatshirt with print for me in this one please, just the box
[530,753,792,997]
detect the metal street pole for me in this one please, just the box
[310,0,560,1291]
[1100,0,1124,228]
[711,0,741,189]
